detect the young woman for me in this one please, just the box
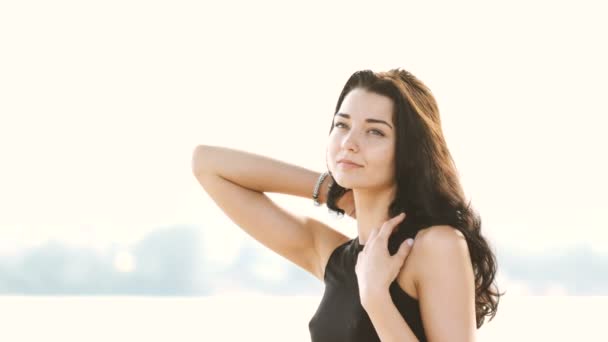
[192,68,502,341]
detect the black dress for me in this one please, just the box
[308,230,427,341]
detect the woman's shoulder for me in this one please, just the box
[396,224,464,300]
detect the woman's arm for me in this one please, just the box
[192,144,331,204]
[191,144,337,280]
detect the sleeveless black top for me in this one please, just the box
[308,231,427,341]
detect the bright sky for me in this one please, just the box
[1,1,607,265]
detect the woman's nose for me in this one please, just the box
[341,131,359,152]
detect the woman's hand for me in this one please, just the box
[336,189,356,219]
[355,212,414,307]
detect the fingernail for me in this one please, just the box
[406,238,414,246]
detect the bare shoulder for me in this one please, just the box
[306,217,350,282]
[396,225,466,300]
[415,225,466,245]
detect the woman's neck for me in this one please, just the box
[353,184,398,245]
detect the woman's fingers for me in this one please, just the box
[362,213,407,252]
[379,212,406,241]
[363,226,380,253]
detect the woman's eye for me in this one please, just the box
[334,122,384,136]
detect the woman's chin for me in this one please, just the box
[332,177,355,189]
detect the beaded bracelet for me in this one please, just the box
[312,171,329,206]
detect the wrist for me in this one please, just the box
[318,174,331,205]
[361,289,392,313]
[313,171,330,206]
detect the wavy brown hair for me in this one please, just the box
[325,68,503,328]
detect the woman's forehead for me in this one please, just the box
[338,88,394,122]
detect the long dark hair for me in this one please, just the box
[325,68,503,328]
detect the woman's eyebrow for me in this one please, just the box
[335,112,393,129]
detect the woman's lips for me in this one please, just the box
[338,161,363,169]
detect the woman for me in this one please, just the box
[192,68,502,341]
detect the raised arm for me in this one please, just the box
[192,144,329,202]
[191,144,344,281]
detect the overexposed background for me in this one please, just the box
[1,0,606,340]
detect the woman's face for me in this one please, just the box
[327,87,396,190]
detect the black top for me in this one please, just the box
[308,232,427,341]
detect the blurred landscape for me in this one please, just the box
[1,224,606,296]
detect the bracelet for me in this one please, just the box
[312,172,329,206]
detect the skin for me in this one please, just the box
[327,87,399,246]
[356,212,413,302]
